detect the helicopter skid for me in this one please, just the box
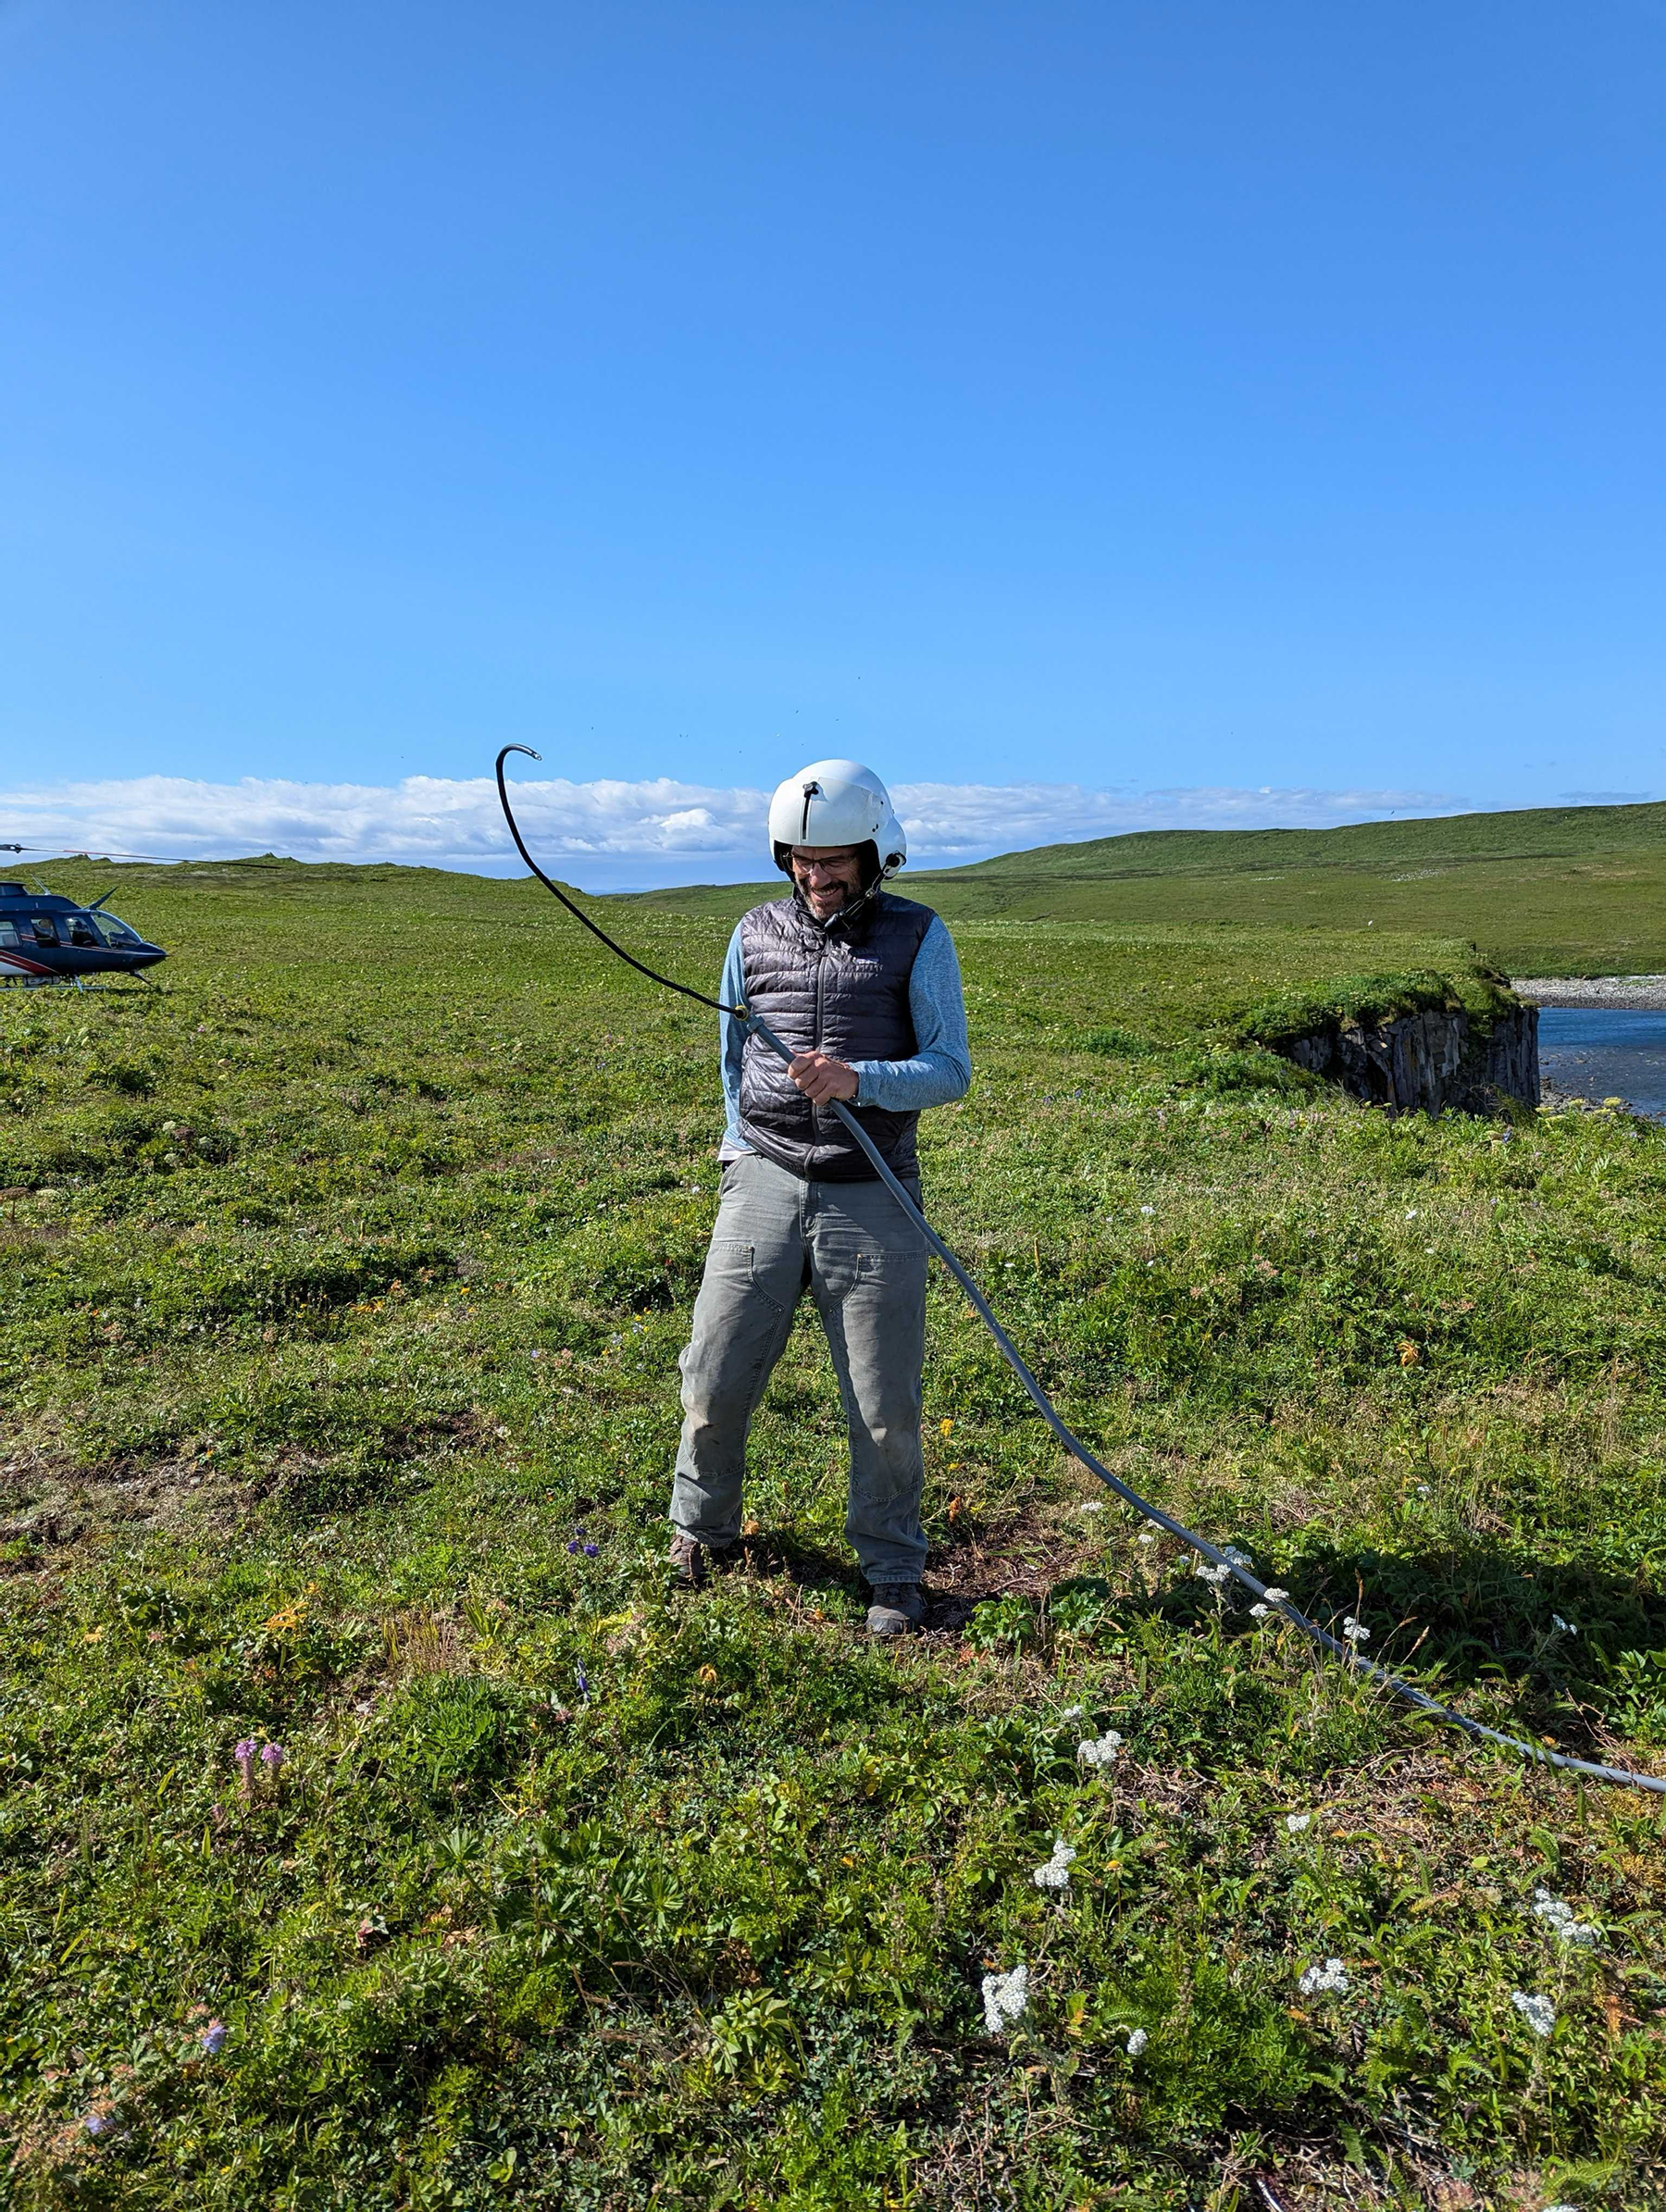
[0,972,157,992]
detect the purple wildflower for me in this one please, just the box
[567,1540,581,1555]
[83,2111,112,2137]
[199,2019,228,2056]
[233,1737,258,1766]
[575,1662,591,1701]
[583,1543,599,1558]
[259,1742,284,1773]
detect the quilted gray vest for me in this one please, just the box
[738,891,935,1181]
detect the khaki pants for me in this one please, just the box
[667,1150,929,1584]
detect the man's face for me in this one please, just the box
[790,844,864,920]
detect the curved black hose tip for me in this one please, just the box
[493,745,734,1013]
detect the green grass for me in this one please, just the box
[4,859,1666,2209]
[638,796,1666,978]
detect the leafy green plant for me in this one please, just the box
[964,1592,1038,1650]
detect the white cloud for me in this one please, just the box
[0,772,1468,889]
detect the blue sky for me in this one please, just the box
[3,1,1663,880]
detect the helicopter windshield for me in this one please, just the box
[95,914,143,946]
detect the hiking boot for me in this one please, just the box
[667,1531,736,1590]
[865,1583,925,1638]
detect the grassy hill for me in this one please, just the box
[930,797,1666,880]
[3,861,1665,2207]
[636,798,1666,978]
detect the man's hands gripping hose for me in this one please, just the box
[789,1050,860,1105]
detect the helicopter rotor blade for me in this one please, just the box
[4,842,295,869]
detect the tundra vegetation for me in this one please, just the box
[650,794,1666,978]
[2,851,1665,2210]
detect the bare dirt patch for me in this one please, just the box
[0,1441,243,1572]
[920,1502,1105,1634]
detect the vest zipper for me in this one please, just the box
[814,938,827,1125]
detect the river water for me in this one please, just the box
[1537,1007,1666,1119]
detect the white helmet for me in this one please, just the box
[766,759,907,884]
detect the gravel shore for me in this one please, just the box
[1513,975,1666,1011]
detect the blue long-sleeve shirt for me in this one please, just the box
[717,910,972,1161]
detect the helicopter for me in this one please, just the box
[0,849,167,986]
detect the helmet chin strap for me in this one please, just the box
[795,884,872,932]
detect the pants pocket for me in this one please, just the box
[702,1236,793,1314]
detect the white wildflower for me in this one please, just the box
[1125,2027,1148,2057]
[1511,1989,1557,2038]
[1137,1531,1156,1546]
[1404,1208,1418,1220]
[1222,1545,1253,1569]
[1262,1587,1289,1604]
[1139,1205,1155,1216]
[1032,1837,1076,1891]
[1077,1500,1105,1514]
[1285,1813,1312,1833]
[1533,1887,1598,1947]
[1059,1704,1085,1721]
[1195,1560,1230,1586]
[1298,1957,1349,1995]
[1551,1614,1577,1635]
[981,1963,1029,2036]
[1340,1617,1370,1646]
[1076,1730,1124,1769]
[1250,1603,1270,1620]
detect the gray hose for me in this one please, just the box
[742,1004,1666,1796]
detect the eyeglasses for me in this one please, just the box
[790,851,859,878]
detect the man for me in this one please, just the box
[666,760,972,1636]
